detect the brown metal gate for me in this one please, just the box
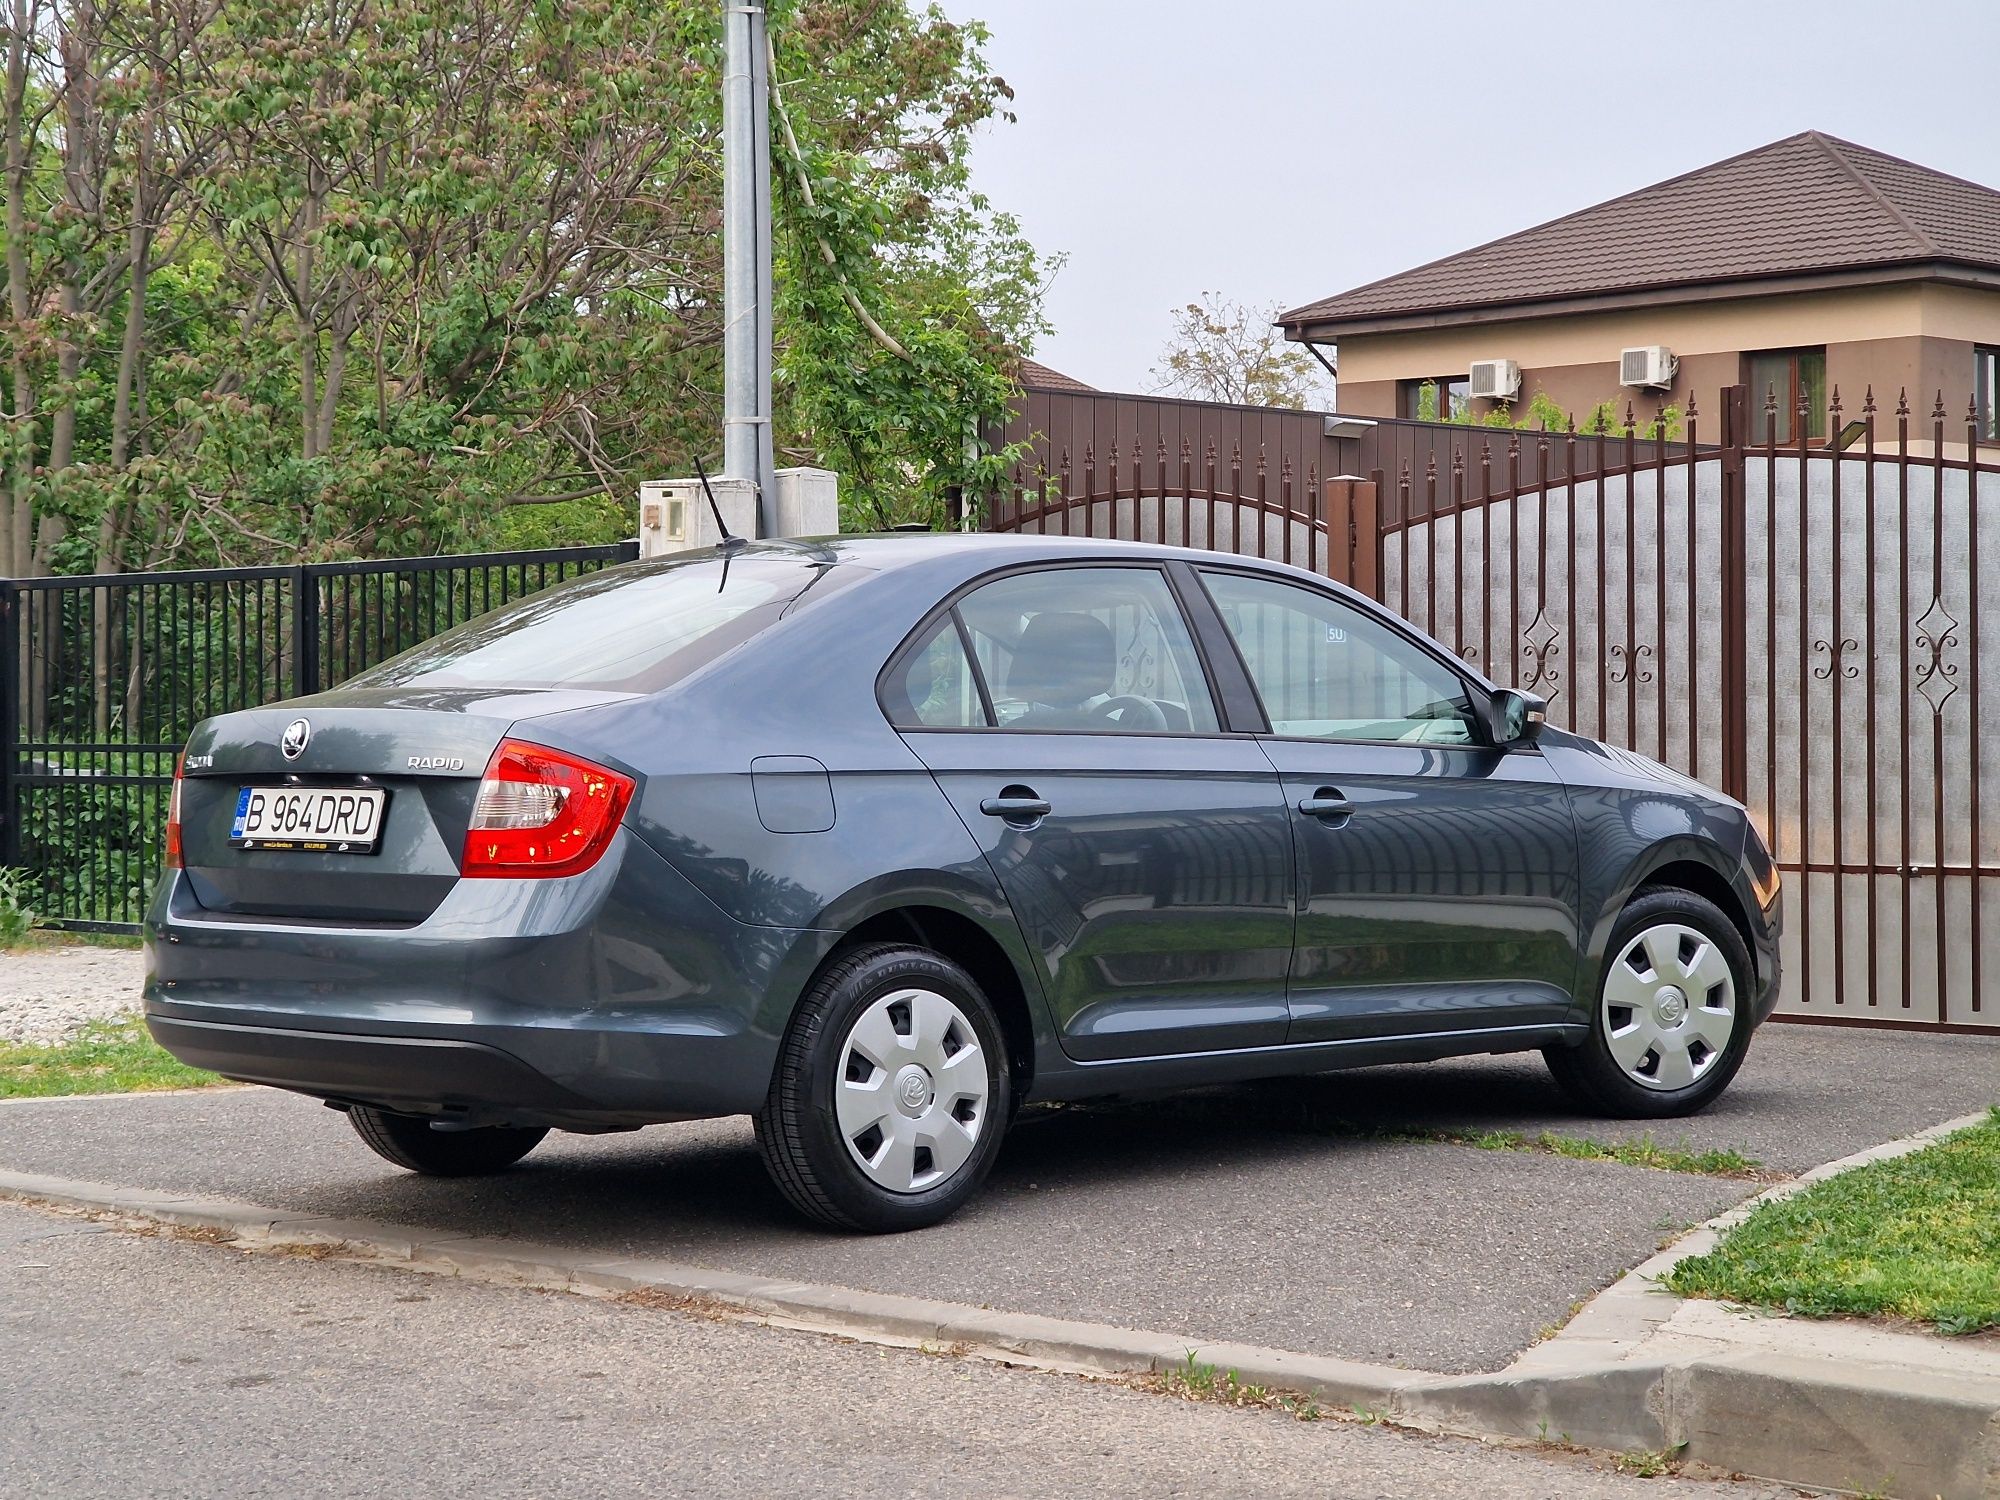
[1373,385,1997,1033]
[987,380,2000,1033]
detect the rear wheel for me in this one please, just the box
[349,1106,548,1176]
[1544,886,1754,1119]
[755,943,1009,1233]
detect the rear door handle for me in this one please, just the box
[980,787,1051,826]
[1296,788,1353,822]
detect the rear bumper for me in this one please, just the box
[143,833,838,1126]
[145,1015,616,1126]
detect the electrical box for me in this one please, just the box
[637,476,756,559]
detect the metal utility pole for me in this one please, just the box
[722,1,776,535]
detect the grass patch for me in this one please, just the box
[1074,1093,1770,1181]
[1611,1444,1687,1477]
[0,1015,222,1098]
[2,929,145,953]
[1402,1127,1772,1180]
[1143,1352,1323,1422]
[1664,1108,2000,1335]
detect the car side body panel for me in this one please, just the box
[1539,730,1782,1025]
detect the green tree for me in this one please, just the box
[0,0,1052,570]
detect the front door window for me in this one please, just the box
[953,567,1220,734]
[1198,569,1478,744]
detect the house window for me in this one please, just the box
[1977,347,1999,443]
[1400,376,1469,422]
[1746,348,1826,445]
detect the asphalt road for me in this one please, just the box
[3,1024,1991,1374]
[0,1201,1806,1500]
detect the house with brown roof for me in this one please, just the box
[1015,357,1097,394]
[1280,132,2000,452]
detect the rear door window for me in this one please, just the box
[353,554,848,694]
[952,566,1221,733]
[881,615,989,728]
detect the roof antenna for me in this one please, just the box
[693,455,748,553]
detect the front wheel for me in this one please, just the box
[755,943,1010,1233]
[349,1106,548,1176]
[1544,886,1755,1119]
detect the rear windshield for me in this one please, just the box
[351,552,846,694]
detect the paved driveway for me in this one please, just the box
[4,1022,1993,1375]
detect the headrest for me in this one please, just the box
[1002,611,1113,708]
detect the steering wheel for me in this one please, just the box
[1093,695,1171,731]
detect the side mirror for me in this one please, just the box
[1486,687,1547,748]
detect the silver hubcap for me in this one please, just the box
[1602,922,1736,1091]
[836,988,990,1194]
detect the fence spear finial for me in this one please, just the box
[1896,387,1910,418]
[1863,385,1877,416]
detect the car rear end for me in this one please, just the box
[144,550,843,1129]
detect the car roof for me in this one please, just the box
[755,530,1309,574]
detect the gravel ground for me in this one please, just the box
[0,947,146,1044]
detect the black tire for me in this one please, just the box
[349,1106,548,1176]
[755,943,1011,1233]
[1544,886,1756,1119]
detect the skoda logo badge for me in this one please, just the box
[280,718,312,761]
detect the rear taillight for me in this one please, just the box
[164,754,186,868]
[461,739,634,879]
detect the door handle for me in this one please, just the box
[1296,788,1353,823]
[980,787,1051,826]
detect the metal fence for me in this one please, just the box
[1376,387,1998,1033]
[992,380,2000,1034]
[0,541,638,930]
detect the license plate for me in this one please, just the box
[230,786,387,854]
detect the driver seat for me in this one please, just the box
[1004,611,1114,729]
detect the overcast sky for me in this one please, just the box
[939,0,2000,395]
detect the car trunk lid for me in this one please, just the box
[176,687,631,923]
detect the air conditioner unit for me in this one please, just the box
[1467,359,1520,401]
[1620,345,1678,389]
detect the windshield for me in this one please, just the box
[350,552,841,694]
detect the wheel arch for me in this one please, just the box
[1609,840,1761,988]
[820,906,1041,1102]
[791,870,1054,1102]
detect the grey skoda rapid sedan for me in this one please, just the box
[147,533,1782,1232]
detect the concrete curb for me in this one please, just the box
[1513,1108,1998,1378]
[4,1112,1998,1498]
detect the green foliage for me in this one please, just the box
[18,762,169,926]
[769,3,1051,529]
[3,0,1051,568]
[1665,1110,2000,1335]
[1412,383,1684,439]
[0,870,38,947]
